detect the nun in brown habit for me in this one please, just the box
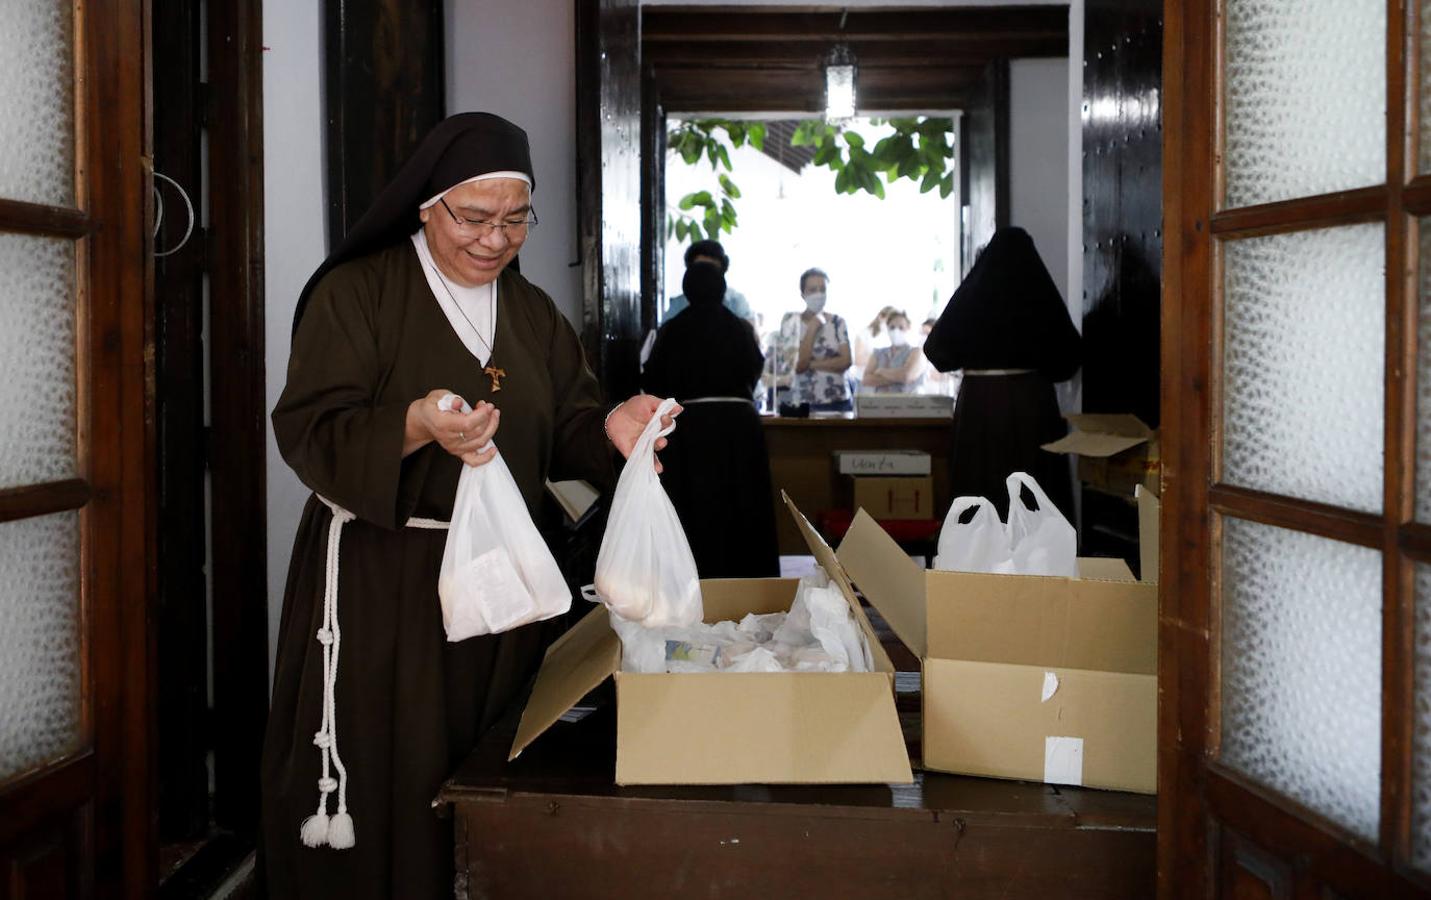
[923,227,1081,520]
[259,112,678,899]
[643,263,779,578]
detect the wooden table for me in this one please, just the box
[763,416,952,554]
[439,681,1156,899]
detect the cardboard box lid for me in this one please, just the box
[837,509,1156,675]
[1137,485,1160,584]
[836,510,930,658]
[510,496,893,761]
[1041,414,1154,458]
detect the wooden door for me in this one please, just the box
[577,0,644,399]
[1162,0,1431,895]
[0,1,153,898]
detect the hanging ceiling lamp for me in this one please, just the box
[824,43,857,121]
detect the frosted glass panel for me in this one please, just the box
[1417,220,1431,521]
[1220,518,1381,842]
[1221,224,1385,512]
[1421,1,1431,174]
[1223,0,1385,208]
[1414,565,1431,872]
[0,234,76,490]
[0,0,74,206]
[0,512,81,782]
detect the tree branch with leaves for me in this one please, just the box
[666,115,957,244]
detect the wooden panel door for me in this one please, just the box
[0,1,153,898]
[1162,0,1431,895]
[577,0,644,400]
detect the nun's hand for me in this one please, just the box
[605,394,681,474]
[408,389,500,467]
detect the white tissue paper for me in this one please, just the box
[608,571,874,674]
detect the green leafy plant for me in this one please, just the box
[665,119,765,242]
[666,116,957,242]
[792,116,957,200]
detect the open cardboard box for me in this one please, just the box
[1041,414,1160,496]
[509,495,914,786]
[836,501,1159,794]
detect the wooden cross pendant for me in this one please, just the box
[484,366,507,393]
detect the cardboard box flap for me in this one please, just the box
[924,570,1157,675]
[1041,414,1154,458]
[1137,485,1160,584]
[781,493,895,672]
[1076,557,1136,581]
[509,605,621,760]
[835,509,928,658]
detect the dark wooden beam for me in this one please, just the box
[645,35,1067,68]
[0,480,91,524]
[0,198,93,237]
[655,65,981,113]
[642,7,1069,43]
[206,0,269,840]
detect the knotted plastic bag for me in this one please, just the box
[436,394,571,639]
[1004,472,1077,577]
[591,397,703,627]
[933,496,1016,574]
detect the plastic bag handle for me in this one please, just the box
[629,396,680,467]
[437,393,496,456]
[949,496,999,525]
[1005,471,1057,516]
[580,584,600,604]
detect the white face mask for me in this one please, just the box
[888,328,909,347]
[803,291,827,314]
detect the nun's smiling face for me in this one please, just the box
[419,177,531,287]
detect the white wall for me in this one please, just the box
[446,0,582,325]
[1009,57,1072,308]
[262,0,327,676]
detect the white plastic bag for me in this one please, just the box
[933,497,1015,574]
[436,394,571,640]
[1004,472,1077,577]
[592,397,703,627]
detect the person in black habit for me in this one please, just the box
[923,227,1081,519]
[643,262,780,578]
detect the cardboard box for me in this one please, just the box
[854,393,954,419]
[1040,414,1160,495]
[852,475,936,520]
[835,508,1159,794]
[509,497,914,786]
[834,449,932,476]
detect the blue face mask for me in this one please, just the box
[803,291,826,314]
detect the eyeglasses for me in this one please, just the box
[439,197,538,239]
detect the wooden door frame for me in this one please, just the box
[205,0,269,846]
[0,0,156,896]
[1160,0,1431,894]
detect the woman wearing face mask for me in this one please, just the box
[860,311,927,394]
[773,268,853,413]
[643,264,779,577]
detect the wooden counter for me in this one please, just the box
[439,680,1155,899]
[763,416,952,553]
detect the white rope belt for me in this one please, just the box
[299,495,448,851]
[682,395,756,406]
[962,368,1036,376]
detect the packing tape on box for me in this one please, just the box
[1040,671,1060,703]
[1044,736,1084,786]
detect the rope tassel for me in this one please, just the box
[300,499,356,850]
[298,497,448,850]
